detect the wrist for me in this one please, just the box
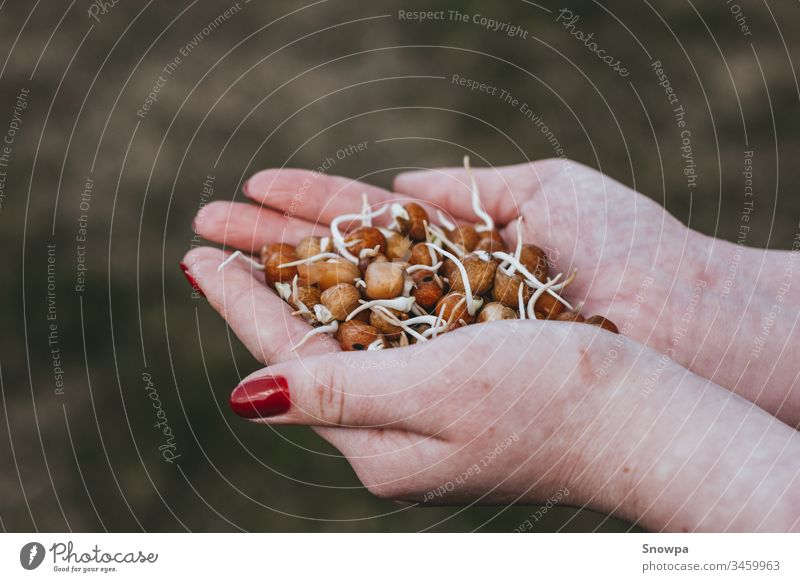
[680,234,800,423]
[595,358,800,531]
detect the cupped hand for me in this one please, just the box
[183,162,800,530]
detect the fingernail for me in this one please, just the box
[242,179,252,198]
[230,376,290,419]
[179,262,205,297]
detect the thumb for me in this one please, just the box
[228,349,435,430]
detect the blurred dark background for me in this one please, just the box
[1,0,798,532]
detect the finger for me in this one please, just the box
[393,159,566,226]
[244,168,441,226]
[228,345,445,430]
[182,246,338,364]
[194,201,323,254]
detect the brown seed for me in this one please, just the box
[358,252,388,277]
[409,242,435,267]
[475,230,506,254]
[410,323,431,343]
[295,236,331,260]
[364,262,405,300]
[519,244,549,283]
[448,224,480,252]
[534,292,566,320]
[320,283,361,321]
[344,227,387,258]
[492,270,532,307]
[265,252,298,286]
[260,243,295,263]
[585,315,620,334]
[369,308,408,339]
[411,270,443,310]
[299,260,360,290]
[435,292,475,330]
[556,311,586,323]
[386,233,412,261]
[290,285,321,311]
[477,302,517,323]
[448,255,497,296]
[396,202,429,241]
[441,258,458,280]
[337,320,384,351]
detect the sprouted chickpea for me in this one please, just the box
[219,158,619,351]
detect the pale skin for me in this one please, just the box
[183,159,800,532]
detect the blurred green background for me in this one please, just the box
[1,0,798,532]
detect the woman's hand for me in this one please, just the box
[394,160,800,425]
[183,162,800,531]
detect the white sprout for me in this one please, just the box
[313,304,335,324]
[278,252,340,268]
[517,282,526,320]
[492,251,573,310]
[346,296,416,321]
[372,305,428,343]
[354,278,366,289]
[290,320,338,352]
[405,262,442,274]
[398,332,409,347]
[367,339,385,350]
[359,245,381,259]
[319,236,331,253]
[436,210,456,231]
[463,155,494,233]
[506,217,525,276]
[388,202,409,230]
[425,243,482,316]
[548,270,578,292]
[331,205,390,264]
[360,193,372,226]
[410,303,428,317]
[217,250,264,272]
[427,223,465,257]
[526,275,563,320]
[274,282,292,301]
[402,277,415,297]
[377,227,395,239]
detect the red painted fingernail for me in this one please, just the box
[179,262,205,297]
[230,376,290,419]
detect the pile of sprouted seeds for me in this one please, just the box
[219,157,619,351]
